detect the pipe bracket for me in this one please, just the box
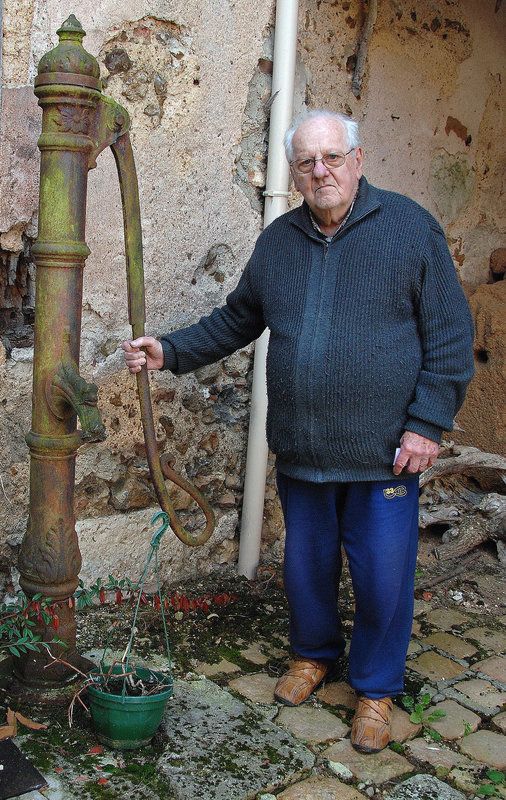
[263,189,291,197]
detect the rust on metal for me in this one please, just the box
[18,15,215,686]
[111,133,215,546]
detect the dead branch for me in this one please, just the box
[419,445,506,562]
[434,492,506,561]
[419,446,506,488]
[414,550,481,596]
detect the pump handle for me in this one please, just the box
[111,133,215,547]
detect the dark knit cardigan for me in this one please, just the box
[161,177,474,482]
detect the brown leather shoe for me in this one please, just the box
[351,696,393,754]
[274,658,328,706]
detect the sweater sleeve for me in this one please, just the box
[404,216,475,442]
[160,255,265,374]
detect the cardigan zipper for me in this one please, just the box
[306,239,330,466]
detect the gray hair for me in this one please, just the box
[284,110,361,162]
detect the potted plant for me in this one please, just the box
[49,512,174,749]
[86,659,173,750]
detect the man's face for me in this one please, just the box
[290,117,363,219]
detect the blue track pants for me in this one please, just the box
[276,473,419,699]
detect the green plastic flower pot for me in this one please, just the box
[87,665,173,750]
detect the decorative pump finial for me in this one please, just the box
[37,14,101,87]
[56,14,86,41]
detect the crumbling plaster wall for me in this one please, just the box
[0,0,504,592]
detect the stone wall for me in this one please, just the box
[0,0,504,592]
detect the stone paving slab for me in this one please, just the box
[317,680,356,710]
[449,763,491,796]
[458,729,506,769]
[474,654,506,682]
[422,699,481,740]
[229,672,278,704]
[240,643,270,665]
[390,707,422,743]
[276,705,350,744]
[421,632,477,659]
[259,641,290,660]
[494,710,506,733]
[413,599,432,617]
[196,658,242,677]
[404,737,471,769]
[408,650,467,682]
[463,626,506,652]
[385,774,466,799]
[323,739,414,783]
[446,676,506,715]
[277,775,367,799]
[157,678,314,800]
[424,609,469,630]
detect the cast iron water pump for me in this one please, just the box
[17,15,214,686]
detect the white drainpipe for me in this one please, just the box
[238,0,299,579]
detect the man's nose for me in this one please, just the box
[313,158,330,178]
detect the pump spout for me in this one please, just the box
[48,361,106,443]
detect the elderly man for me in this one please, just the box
[122,110,474,753]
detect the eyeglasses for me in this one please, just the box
[290,149,355,175]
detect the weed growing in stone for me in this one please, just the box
[401,692,446,741]
[477,770,505,797]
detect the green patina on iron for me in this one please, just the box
[18,16,215,687]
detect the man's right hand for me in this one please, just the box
[121,336,164,373]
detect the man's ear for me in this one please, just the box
[354,147,364,177]
[289,165,302,195]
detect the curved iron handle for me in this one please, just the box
[111,132,215,547]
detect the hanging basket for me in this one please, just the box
[87,664,173,749]
[86,512,174,749]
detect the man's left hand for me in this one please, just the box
[393,431,439,475]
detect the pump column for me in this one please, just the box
[17,16,103,686]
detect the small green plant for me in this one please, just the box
[0,593,65,657]
[401,692,446,741]
[476,770,505,797]
[1,575,238,660]
[73,574,237,615]
[463,720,472,736]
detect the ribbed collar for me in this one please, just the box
[308,188,358,240]
[290,176,381,239]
